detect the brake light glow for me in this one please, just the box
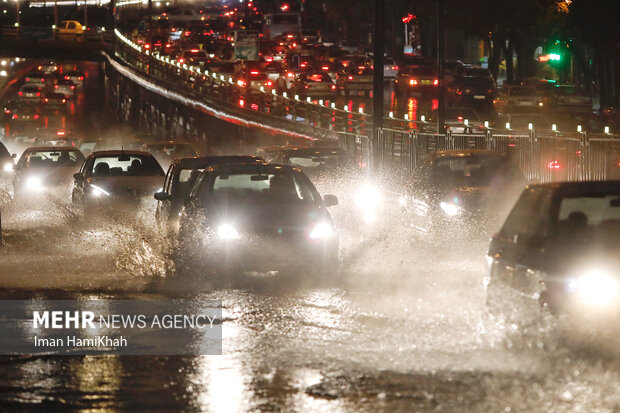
[287,72,294,78]
[433,79,439,86]
[190,49,199,53]
[25,77,30,81]
[266,81,272,86]
[391,65,398,70]
[348,76,353,80]
[36,92,40,96]
[547,160,561,169]
[12,114,17,119]
[322,66,329,70]
[457,116,463,122]
[409,79,418,86]
[331,84,336,90]
[18,92,23,96]
[144,44,150,49]
[33,114,39,119]
[250,70,259,75]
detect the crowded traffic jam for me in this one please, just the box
[0,0,619,410]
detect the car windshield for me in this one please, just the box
[91,155,164,176]
[23,150,83,168]
[552,193,620,245]
[432,155,517,187]
[208,172,316,204]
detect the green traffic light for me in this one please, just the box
[549,53,561,61]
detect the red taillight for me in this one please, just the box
[79,76,83,80]
[190,49,199,53]
[57,131,65,136]
[321,66,329,70]
[347,75,353,80]
[266,81,272,86]
[64,75,70,80]
[179,58,184,63]
[409,79,418,86]
[250,70,259,75]
[55,85,59,89]
[287,72,294,78]
[265,56,273,62]
[144,44,151,49]
[37,66,42,70]
[62,99,66,103]
[71,85,75,89]
[547,160,561,170]
[457,116,464,122]
[433,79,439,86]
[165,43,171,48]
[25,77,30,81]
[304,85,309,89]
[239,98,245,107]
[331,84,336,90]
[18,92,23,96]
[36,92,41,96]
[391,65,398,70]
[44,98,49,102]
[33,114,39,119]
[12,114,17,119]
[300,62,307,68]
[185,31,191,36]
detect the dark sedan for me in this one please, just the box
[486,181,620,326]
[177,163,339,275]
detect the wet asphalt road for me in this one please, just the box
[0,60,620,412]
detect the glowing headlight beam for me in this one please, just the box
[3,162,13,172]
[355,185,382,210]
[26,177,44,191]
[217,224,240,240]
[91,185,110,197]
[576,270,620,307]
[309,222,334,239]
[440,201,461,216]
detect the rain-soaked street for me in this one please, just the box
[1,60,620,412]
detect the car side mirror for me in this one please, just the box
[154,191,170,201]
[323,194,338,207]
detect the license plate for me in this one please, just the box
[421,80,431,85]
[518,101,533,106]
[473,95,485,100]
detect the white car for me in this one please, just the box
[72,150,165,212]
[53,79,76,98]
[63,71,84,88]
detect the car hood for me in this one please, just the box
[88,176,163,196]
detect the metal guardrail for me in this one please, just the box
[369,128,620,184]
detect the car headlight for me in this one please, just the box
[26,176,44,191]
[91,185,110,197]
[309,222,334,239]
[439,201,462,216]
[355,185,382,211]
[217,224,240,240]
[3,162,13,172]
[574,270,620,307]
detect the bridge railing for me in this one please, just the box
[347,128,620,184]
[112,29,371,141]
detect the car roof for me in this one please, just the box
[172,155,263,169]
[90,150,154,157]
[23,146,82,152]
[430,149,504,159]
[207,162,298,174]
[146,140,192,146]
[279,147,344,156]
[527,180,620,192]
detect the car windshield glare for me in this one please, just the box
[432,156,516,187]
[208,172,315,203]
[25,150,82,167]
[91,155,163,177]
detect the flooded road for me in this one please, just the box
[1,60,620,412]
